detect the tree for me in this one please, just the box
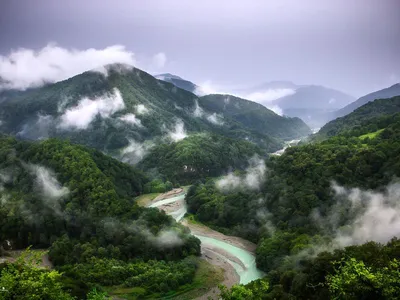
[0,249,73,300]
[326,258,400,300]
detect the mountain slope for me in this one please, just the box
[335,83,400,118]
[0,64,310,156]
[314,95,400,139]
[155,73,198,94]
[199,94,312,140]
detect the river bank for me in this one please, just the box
[146,188,264,299]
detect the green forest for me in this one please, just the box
[139,133,266,185]
[187,109,400,299]
[0,136,200,299]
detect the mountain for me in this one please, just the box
[272,85,356,128]
[315,95,400,139]
[155,73,199,94]
[154,73,355,128]
[0,64,311,157]
[198,94,312,140]
[335,83,400,118]
[233,80,298,93]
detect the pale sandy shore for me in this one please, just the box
[182,219,257,253]
[196,248,240,300]
[153,188,184,201]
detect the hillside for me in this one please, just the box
[0,136,200,298]
[0,64,310,158]
[335,83,400,118]
[139,133,266,184]
[199,94,312,140]
[315,95,400,139]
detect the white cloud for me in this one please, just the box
[0,44,136,90]
[193,81,290,116]
[120,139,154,164]
[167,120,187,142]
[58,88,125,130]
[119,113,142,126]
[192,100,223,125]
[194,80,220,96]
[136,104,149,115]
[216,156,266,192]
[31,165,69,200]
[193,100,205,117]
[206,112,224,125]
[245,89,295,103]
[152,52,167,69]
[312,182,400,248]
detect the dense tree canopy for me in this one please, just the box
[139,133,266,185]
[0,136,200,298]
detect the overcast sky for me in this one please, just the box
[1,0,399,96]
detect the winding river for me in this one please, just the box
[148,192,264,285]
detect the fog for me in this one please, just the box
[216,156,266,191]
[166,120,187,142]
[58,88,125,130]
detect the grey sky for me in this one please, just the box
[1,0,399,96]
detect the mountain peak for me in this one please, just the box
[155,73,183,80]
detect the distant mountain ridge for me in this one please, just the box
[0,64,311,160]
[155,73,199,94]
[155,73,355,128]
[314,95,400,140]
[334,83,400,118]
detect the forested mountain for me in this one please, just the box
[156,74,355,129]
[315,95,400,140]
[0,136,200,298]
[335,83,400,118]
[155,73,198,94]
[187,106,400,298]
[199,94,311,140]
[139,133,266,184]
[0,64,310,158]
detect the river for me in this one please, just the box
[148,191,264,285]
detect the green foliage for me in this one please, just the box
[219,280,269,300]
[316,95,400,140]
[0,249,73,300]
[0,136,201,298]
[0,65,311,159]
[61,257,197,295]
[140,133,266,185]
[143,179,173,193]
[327,257,400,299]
[189,106,400,298]
[199,94,311,140]
[86,289,110,300]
